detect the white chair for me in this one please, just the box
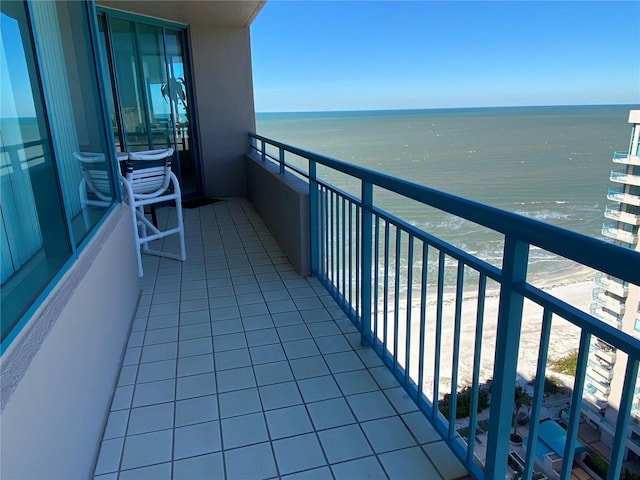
[122,148,186,277]
[76,152,115,229]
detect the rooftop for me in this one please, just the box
[93,198,470,479]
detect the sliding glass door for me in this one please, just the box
[97,12,201,198]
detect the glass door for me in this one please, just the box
[164,28,199,196]
[97,12,201,198]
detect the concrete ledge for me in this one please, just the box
[245,154,310,275]
[0,204,140,479]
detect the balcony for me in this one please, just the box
[244,134,640,480]
[92,199,469,480]
[613,151,640,166]
[585,374,612,397]
[611,168,640,187]
[590,303,624,327]
[604,204,640,226]
[602,222,639,244]
[587,359,615,384]
[592,288,626,315]
[590,339,617,363]
[607,187,640,206]
[594,272,629,297]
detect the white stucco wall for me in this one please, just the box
[189,25,257,197]
[0,205,140,479]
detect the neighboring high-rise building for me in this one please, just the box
[583,110,640,461]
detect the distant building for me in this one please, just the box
[583,110,640,461]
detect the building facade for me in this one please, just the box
[0,1,263,477]
[584,110,640,460]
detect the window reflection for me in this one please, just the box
[30,1,116,244]
[0,1,70,339]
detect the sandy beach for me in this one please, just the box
[371,267,595,398]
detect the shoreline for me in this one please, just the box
[371,270,595,397]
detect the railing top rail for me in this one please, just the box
[250,133,640,285]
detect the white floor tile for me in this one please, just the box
[173,452,224,480]
[265,405,314,439]
[176,372,216,400]
[254,360,294,386]
[173,421,221,460]
[121,429,173,470]
[118,462,171,480]
[250,343,287,364]
[346,391,396,422]
[215,348,251,370]
[224,442,278,480]
[309,396,356,430]
[273,433,326,476]
[290,356,330,380]
[132,379,175,408]
[318,424,373,463]
[361,416,417,453]
[218,388,262,418]
[175,394,218,427]
[127,402,174,435]
[297,375,342,403]
[331,456,388,480]
[95,200,468,479]
[222,412,269,448]
[259,381,303,410]
[216,366,256,392]
[378,446,441,480]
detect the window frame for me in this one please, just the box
[1,0,121,353]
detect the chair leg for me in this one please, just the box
[175,199,187,262]
[129,201,144,278]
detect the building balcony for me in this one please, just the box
[607,187,640,207]
[92,198,469,480]
[590,339,617,363]
[592,288,626,315]
[611,168,640,187]
[604,204,640,226]
[587,359,615,384]
[590,303,624,327]
[613,151,640,166]
[585,374,612,397]
[602,222,639,244]
[594,272,629,297]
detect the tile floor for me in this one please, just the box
[93,198,470,480]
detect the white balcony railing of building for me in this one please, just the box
[249,133,640,480]
[611,168,640,187]
[602,223,639,244]
[607,187,640,207]
[594,272,629,297]
[613,151,640,166]
[604,204,640,226]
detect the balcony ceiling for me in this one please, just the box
[96,0,265,27]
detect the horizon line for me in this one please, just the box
[255,102,640,115]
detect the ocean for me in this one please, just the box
[256,104,637,282]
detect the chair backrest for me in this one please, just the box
[75,152,113,201]
[126,148,174,198]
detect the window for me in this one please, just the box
[1,1,116,345]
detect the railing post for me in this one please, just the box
[309,160,319,275]
[261,139,266,162]
[279,147,285,174]
[360,181,373,347]
[484,236,529,480]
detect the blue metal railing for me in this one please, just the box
[248,133,640,480]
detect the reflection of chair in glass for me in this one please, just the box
[122,148,186,277]
[76,152,114,229]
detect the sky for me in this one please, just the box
[250,1,640,112]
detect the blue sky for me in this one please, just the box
[250,1,640,112]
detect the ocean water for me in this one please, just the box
[256,105,636,281]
